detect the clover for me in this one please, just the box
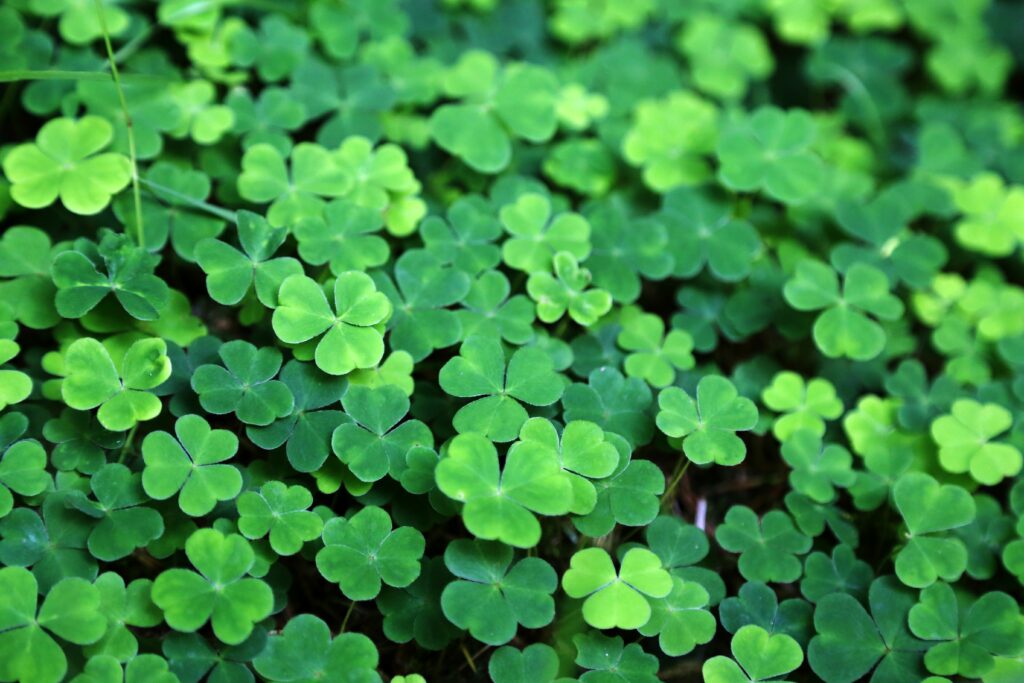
[236,481,323,557]
[884,360,960,431]
[253,614,379,682]
[893,473,976,588]
[86,572,163,663]
[780,431,856,504]
[573,437,665,538]
[226,87,307,153]
[0,568,106,683]
[191,340,294,426]
[331,384,432,483]
[161,631,263,683]
[638,577,717,656]
[71,654,178,683]
[294,199,389,275]
[141,414,241,517]
[2,115,130,215]
[439,334,564,442]
[761,371,843,441]
[61,337,171,432]
[440,539,557,645]
[0,495,95,592]
[335,136,426,236]
[273,272,392,376]
[421,196,503,275]
[0,226,59,329]
[562,547,672,630]
[377,557,461,652]
[656,375,758,466]
[677,14,773,100]
[435,432,572,548]
[458,270,536,345]
[316,505,424,600]
[717,106,823,205]
[194,210,302,307]
[500,192,591,274]
[151,528,273,645]
[783,260,904,360]
[582,197,673,303]
[951,173,1024,257]
[488,643,560,683]
[562,366,654,447]
[617,305,695,388]
[703,625,804,683]
[572,633,660,683]
[930,399,1023,485]
[526,251,611,327]
[429,51,559,173]
[0,413,50,519]
[237,142,351,226]
[800,544,873,604]
[718,581,812,644]
[716,507,812,583]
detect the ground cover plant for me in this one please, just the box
[2,0,1024,681]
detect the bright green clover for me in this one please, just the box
[61,337,171,432]
[237,481,322,556]
[893,473,976,589]
[440,539,557,645]
[704,625,803,683]
[500,193,591,274]
[951,173,1024,257]
[660,188,763,281]
[526,251,612,326]
[191,340,294,426]
[0,226,60,329]
[909,581,1024,679]
[617,305,695,389]
[0,413,51,518]
[316,505,424,600]
[334,135,426,236]
[348,350,415,395]
[716,506,812,583]
[435,432,572,548]
[438,334,564,443]
[2,116,130,215]
[637,577,716,656]
[677,14,773,100]
[780,431,856,504]
[253,614,379,683]
[429,51,559,173]
[762,371,843,441]
[71,654,177,683]
[543,138,616,198]
[656,376,758,466]
[0,568,106,683]
[457,270,536,345]
[573,632,661,682]
[273,272,392,376]
[330,384,431,483]
[151,528,272,645]
[293,199,389,275]
[85,572,162,662]
[562,547,672,630]
[66,463,163,562]
[716,106,823,205]
[141,414,241,517]
[194,210,303,307]
[929,399,1023,485]
[237,142,351,226]
[800,544,873,604]
[783,260,904,360]
[808,577,928,683]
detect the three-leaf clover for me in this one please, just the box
[703,625,804,683]
[562,547,672,630]
[656,376,758,466]
[761,371,843,441]
[316,505,424,600]
[253,614,379,683]
[780,431,856,504]
[273,272,392,376]
[142,414,241,517]
[929,399,1023,485]
[293,199,389,275]
[617,305,695,388]
[893,473,976,588]
[237,481,323,556]
[637,577,717,656]
[151,529,273,645]
[526,251,612,327]
[716,507,812,583]
[499,193,591,274]
[66,463,163,562]
[660,189,763,281]
[0,413,51,518]
[191,340,294,426]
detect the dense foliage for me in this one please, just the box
[1,0,1024,681]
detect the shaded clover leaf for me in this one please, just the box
[527,251,612,326]
[719,581,813,645]
[929,399,1023,485]
[191,340,294,426]
[784,260,904,360]
[574,435,665,537]
[0,495,96,592]
[800,544,873,604]
[500,192,590,274]
[161,630,267,683]
[293,199,388,275]
[142,414,241,517]
[194,210,302,307]
[335,135,426,236]
[62,337,171,432]
[0,413,51,518]
[761,371,843,441]
[618,305,695,388]
[2,116,129,215]
[562,367,654,447]
[573,632,660,683]
[377,557,460,652]
[781,431,856,504]
[151,529,272,645]
[660,188,763,281]
[316,505,424,600]
[275,272,391,376]
[893,473,975,588]
[0,226,59,329]
[583,197,673,303]
[420,196,503,276]
[237,481,323,556]
[703,625,803,683]
[253,614,379,683]
[435,433,572,548]
[488,643,561,683]
[439,334,564,442]
[66,463,163,562]
[716,507,812,583]
[656,375,758,466]
[440,539,556,645]
[457,270,536,345]
[562,547,672,630]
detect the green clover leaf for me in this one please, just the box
[656,375,758,466]
[500,193,591,274]
[0,413,51,519]
[660,189,763,281]
[273,272,391,376]
[893,473,976,588]
[703,625,804,683]
[0,495,96,592]
[66,463,163,562]
[677,14,773,100]
[719,581,812,644]
[762,371,843,441]
[421,196,503,276]
[562,547,672,630]
[0,226,59,329]
[2,116,130,215]
[62,337,171,432]
[562,367,654,447]
[488,643,561,683]
[800,544,873,604]
[440,539,557,645]
[71,654,177,683]
[526,251,612,327]
[85,572,161,662]
[226,87,306,153]
[930,399,1023,485]
[582,197,673,303]
[293,199,389,275]
[573,437,665,538]
[237,481,323,556]
[377,557,460,652]
[457,270,536,345]
[151,528,272,645]
[716,507,812,583]
[316,505,424,600]
[335,136,426,236]
[781,431,856,504]
[253,614,379,683]
[142,414,241,517]
[435,432,572,548]
[439,334,564,442]
[638,577,716,656]
[191,340,294,426]
[618,305,695,388]
[951,173,1024,257]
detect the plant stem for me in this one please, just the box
[93,0,145,248]
[118,424,139,464]
[140,178,236,222]
[659,458,691,509]
[459,641,477,674]
[340,600,355,632]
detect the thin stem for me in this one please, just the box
[118,424,139,464]
[659,459,691,509]
[459,641,478,674]
[140,178,236,222]
[339,600,355,632]
[93,0,145,248]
